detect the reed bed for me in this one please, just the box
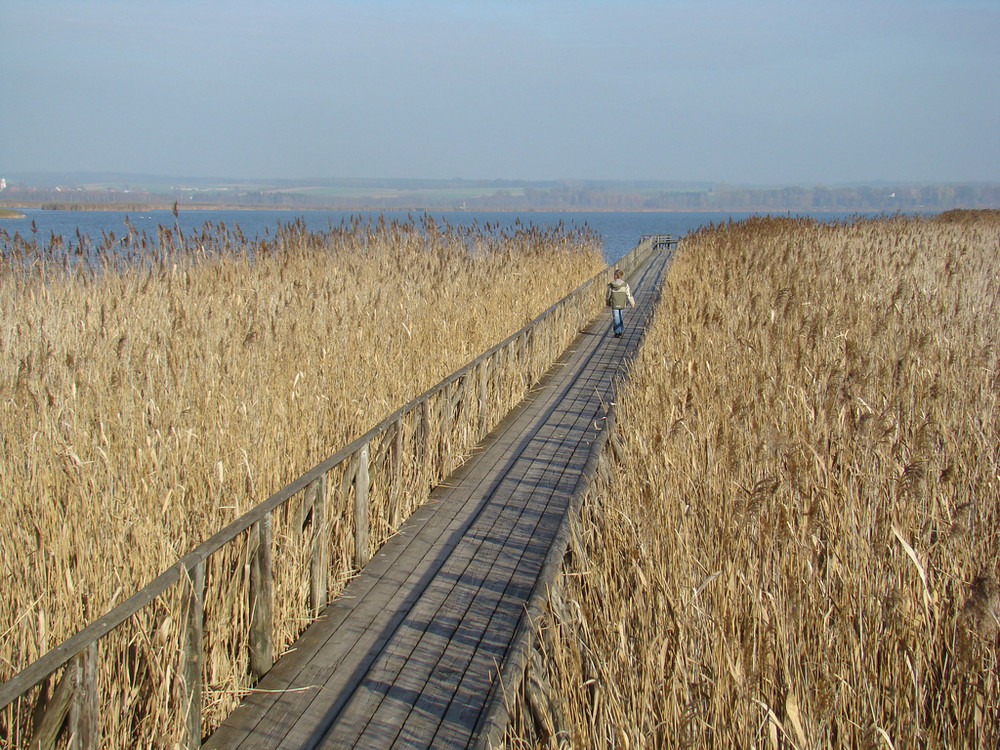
[505,212,1000,748]
[0,215,603,744]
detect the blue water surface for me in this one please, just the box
[0,207,887,264]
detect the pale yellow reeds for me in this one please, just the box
[506,212,1000,748]
[0,216,603,738]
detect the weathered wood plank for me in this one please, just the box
[353,470,571,748]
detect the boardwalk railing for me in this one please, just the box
[0,239,657,749]
[641,233,678,251]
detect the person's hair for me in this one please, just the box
[614,269,623,278]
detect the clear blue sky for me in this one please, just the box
[3,0,998,184]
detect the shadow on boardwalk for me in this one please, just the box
[204,250,670,750]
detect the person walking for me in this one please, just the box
[606,268,635,338]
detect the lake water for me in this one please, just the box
[1,207,883,263]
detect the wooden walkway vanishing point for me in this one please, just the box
[203,249,670,749]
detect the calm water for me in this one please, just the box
[1,207,879,263]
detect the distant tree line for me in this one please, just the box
[2,181,998,212]
[503,183,1000,212]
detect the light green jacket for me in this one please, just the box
[606,278,635,309]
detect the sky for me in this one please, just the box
[3,0,999,185]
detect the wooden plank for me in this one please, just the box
[421,586,535,747]
[431,481,582,746]
[333,481,544,737]
[358,485,569,747]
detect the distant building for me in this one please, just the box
[0,178,6,191]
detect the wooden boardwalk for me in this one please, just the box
[204,250,669,750]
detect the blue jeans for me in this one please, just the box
[611,308,625,335]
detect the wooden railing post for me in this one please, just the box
[390,417,404,528]
[308,475,329,616]
[419,399,432,485]
[354,443,371,568]
[478,359,489,435]
[68,643,97,749]
[439,387,453,472]
[249,516,273,680]
[29,642,98,750]
[180,561,204,750]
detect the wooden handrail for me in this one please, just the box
[0,237,659,748]
[640,233,679,248]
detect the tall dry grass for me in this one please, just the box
[506,212,1000,747]
[0,214,603,696]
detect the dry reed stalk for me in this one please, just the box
[0,216,603,746]
[505,212,1000,748]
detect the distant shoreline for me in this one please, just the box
[3,176,998,214]
[0,202,932,215]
